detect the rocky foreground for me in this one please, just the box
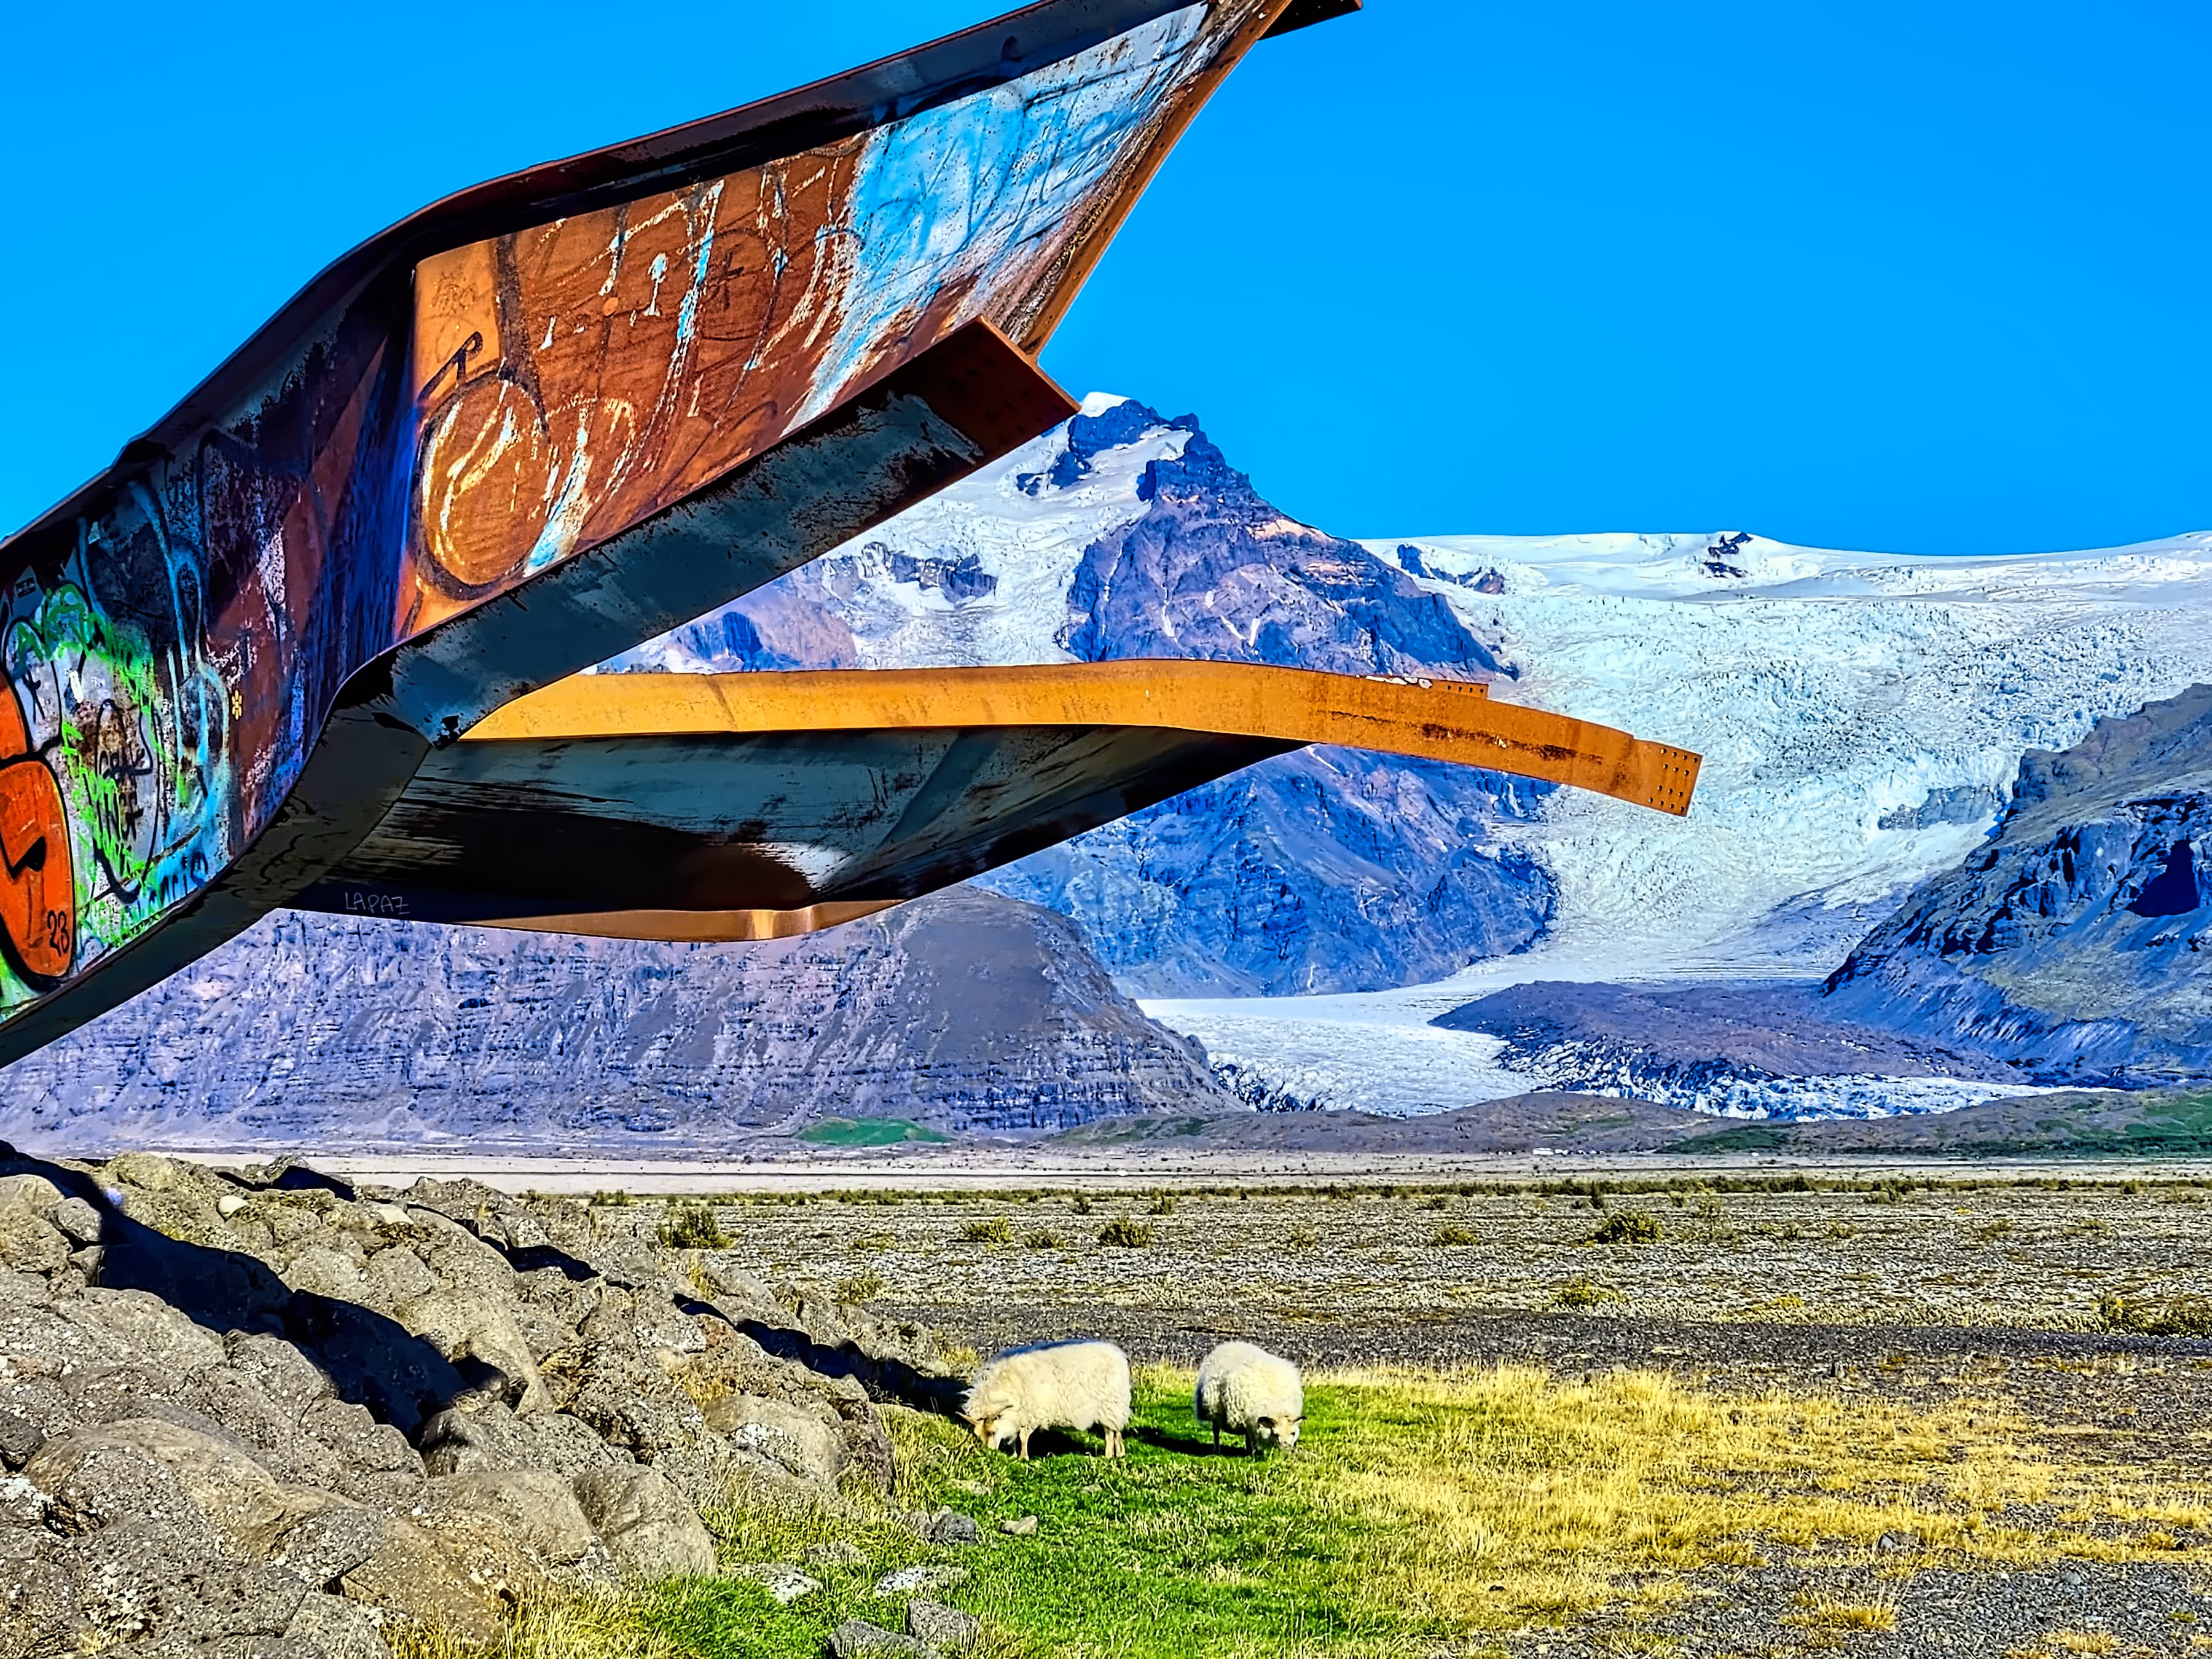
[0,1147,967,1657]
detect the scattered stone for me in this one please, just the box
[701,1392,845,1484]
[998,1514,1038,1537]
[0,1407,44,1469]
[1877,1529,1919,1553]
[270,1501,385,1589]
[0,1173,64,1211]
[425,1468,601,1566]
[0,1205,70,1274]
[47,1196,104,1246]
[906,1598,982,1651]
[342,1516,506,1647]
[920,1508,980,1545]
[283,1590,393,1659]
[874,1563,968,1598]
[735,1561,823,1604]
[806,1538,871,1570]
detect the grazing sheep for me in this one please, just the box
[963,1340,1131,1460]
[1194,1341,1303,1454]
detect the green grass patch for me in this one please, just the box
[394,1365,2212,1659]
[799,1117,951,1148]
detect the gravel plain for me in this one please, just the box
[671,1164,2212,1659]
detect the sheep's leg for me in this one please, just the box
[1108,1428,1123,1459]
[1244,1427,1257,1457]
[1018,1428,1032,1462]
[1210,1423,1221,1450]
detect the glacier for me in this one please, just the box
[613,398,2212,1119]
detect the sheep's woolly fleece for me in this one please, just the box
[963,1341,1131,1457]
[1195,1341,1303,1450]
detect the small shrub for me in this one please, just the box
[2049,1632,2119,1655]
[1798,1594,1897,1634]
[657,1203,730,1250]
[1021,1230,1064,1250]
[1424,1194,1449,1211]
[834,1271,886,1305]
[1097,1217,1155,1248]
[1072,1195,1094,1215]
[589,1189,636,1208]
[1429,1225,1481,1247]
[1147,1192,1177,1216]
[1287,1226,1319,1249]
[1590,1209,1663,1246]
[1553,1275,1620,1309]
[2099,1290,2212,1337]
[959,1217,1013,1246]
[1971,1218,2013,1242]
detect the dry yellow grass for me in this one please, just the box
[1792,1590,1899,1633]
[391,1362,2208,1658]
[1253,1365,2205,1633]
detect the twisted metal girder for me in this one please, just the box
[295,663,1701,940]
[0,0,1341,1063]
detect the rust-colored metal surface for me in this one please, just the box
[289,662,1701,942]
[0,0,1325,1064]
[477,662,1702,814]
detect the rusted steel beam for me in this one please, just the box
[0,0,1333,1064]
[287,663,1700,943]
[477,662,1701,814]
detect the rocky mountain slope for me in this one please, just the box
[0,1147,973,1656]
[626,404,2212,997]
[1823,684,2212,1084]
[1431,981,2026,1118]
[0,890,1233,1154]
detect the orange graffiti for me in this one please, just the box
[0,681,74,985]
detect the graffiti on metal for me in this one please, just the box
[0,0,1289,1029]
[402,7,1234,633]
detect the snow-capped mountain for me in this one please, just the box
[610,395,1558,996]
[0,889,1231,1151]
[1826,683,2212,1087]
[611,396,2212,1118]
[22,393,2212,1139]
[620,394,2212,1003]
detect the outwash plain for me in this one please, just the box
[30,1141,2194,1659]
[551,1164,2212,1659]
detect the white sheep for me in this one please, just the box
[962,1340,1131,1460]
[1194,1341,1303,1454]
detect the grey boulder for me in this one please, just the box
[571,1463,716,1577]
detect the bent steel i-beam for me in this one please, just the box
[0,0,1700,1069]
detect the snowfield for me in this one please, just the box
[1379,528,2212,970]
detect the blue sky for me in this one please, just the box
[6,2,2208,554]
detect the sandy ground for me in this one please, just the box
[159,1146,2212,1194]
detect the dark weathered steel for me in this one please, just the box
[0,0,1330,1061]
[1264,0,1364,38]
